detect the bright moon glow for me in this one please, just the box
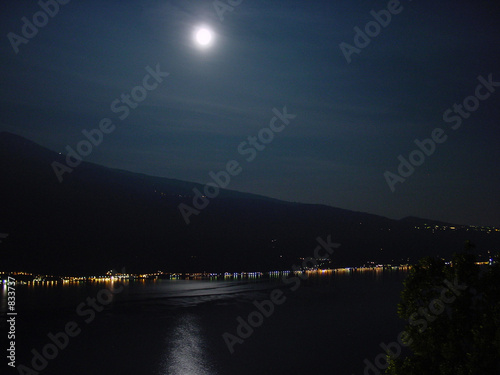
[194,28,213,47]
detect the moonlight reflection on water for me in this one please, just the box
[162,313,215,375]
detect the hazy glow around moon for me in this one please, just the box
[194,27,213,47]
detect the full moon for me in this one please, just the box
[194,27,213,47]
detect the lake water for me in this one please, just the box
[2,269,409,375]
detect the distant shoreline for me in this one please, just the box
[1,265,415,283]
[3,260,496,284]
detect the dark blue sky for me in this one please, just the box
[1,0,499,226]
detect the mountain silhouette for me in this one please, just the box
[0,132,497,275]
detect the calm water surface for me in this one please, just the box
[1,269,409,375]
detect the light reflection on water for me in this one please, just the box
[0,283,7,311]
[160,314,216,375]
[0,269,408,375]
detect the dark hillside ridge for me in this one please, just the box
[1,132,497,275]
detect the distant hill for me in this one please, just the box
[399,216,456,227]
[0,132,498,275]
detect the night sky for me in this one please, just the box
[1,0,499,226]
